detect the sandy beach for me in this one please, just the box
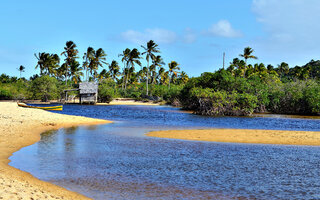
[147,128,320,146]
[99,98,161,106]
[0,102,111,200]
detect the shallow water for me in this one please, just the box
[10,105,320,199]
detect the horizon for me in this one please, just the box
[1,0,320,78]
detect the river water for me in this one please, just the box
[10,105,320,199]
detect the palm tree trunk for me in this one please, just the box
[168,72,171,89]
[65,70,67,85]
[125,64,129,90]
[244,59,247,78]
[146,60,149,96]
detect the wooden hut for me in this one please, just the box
[79,82,98,104]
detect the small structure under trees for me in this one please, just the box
[79,82,98,104]
[64,82,98,104]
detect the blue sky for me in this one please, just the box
[1,0,320,78]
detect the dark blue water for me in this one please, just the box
[10,105,320,199]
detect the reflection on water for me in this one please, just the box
[10,105,320,200]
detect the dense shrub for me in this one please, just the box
[0,87,13,100]
[98,79,117,103]
[268,80,320,115]
[30,75,59,101]
[189,88,258,116]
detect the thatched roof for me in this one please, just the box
[79,82,98,94]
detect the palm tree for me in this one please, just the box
[89,48,107,80]
[70,60,83,84]
[18,65,25,78]
[47,54,60,76]
[151,55,165,84]
[109,60,120,88]
[118,48,131,90]
[98,69,111,81]
[34,52,46,75]
[125,48,141,90]
[82,47,95,81]
[157,67,166,84]
[61,41,79,85]
[141,40,160,95]
[35,53,60,76]
[178,71,189,84]
[278,62,289,80]
[168,61,180,89]
[239,47,258,78]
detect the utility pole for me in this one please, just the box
[223,52,225,69]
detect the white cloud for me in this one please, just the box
[207,20,242,38]
[252,0,320,64]
[121,28,177,44]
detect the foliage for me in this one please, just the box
[98,79,117,103]
[29,75,59,102]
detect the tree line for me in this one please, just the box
[1,40,188,102]
[32,40,188,94]
[180,47,320,116]
[3,45,320,116]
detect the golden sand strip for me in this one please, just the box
[147,129,320,146]
[98,100,160,106]
[0,102,112,200]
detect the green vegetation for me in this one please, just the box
[179,50,320,116]
[1,40,186,104]
[3,41,320,116]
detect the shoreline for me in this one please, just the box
[147,128,320,146]
[0,102,112,199]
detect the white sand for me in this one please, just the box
[0,102,111,200]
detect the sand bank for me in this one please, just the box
[147,128,320,146]
[98,99,161,106]
[0,102,111,200]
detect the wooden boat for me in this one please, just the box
[17,103,63,111]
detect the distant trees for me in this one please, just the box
[168,61,180,89]
[61,41,79,85]
[83,47,95,81]
[239,47,258,78]
[34,53,60,76]
[141,40,160,95]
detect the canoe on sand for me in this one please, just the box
[17,103,63,111]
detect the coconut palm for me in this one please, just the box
[239,47,258,65]
[141,40,160,95]
[82,47,95,81]
[168,61,180,89]
[89,48,107,80]
[157,67,166,84]
[125,48,141,90]
[18,65,25,78]
[70,60,83,84]
[35,53,60,76]
[278,62,289,81]
[151,55,165,84]
[34,52,46,75]
[109,60,120,84]
[118,48,131,90]
[98,69,111,81]
[178,71,189,84]
[61,41,79,85]
[239,47,258,78]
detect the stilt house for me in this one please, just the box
[79,82,98,104]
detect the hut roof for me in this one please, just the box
[79,82,98,94]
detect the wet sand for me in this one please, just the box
[147,129,320,146]
[0,102,111,200]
